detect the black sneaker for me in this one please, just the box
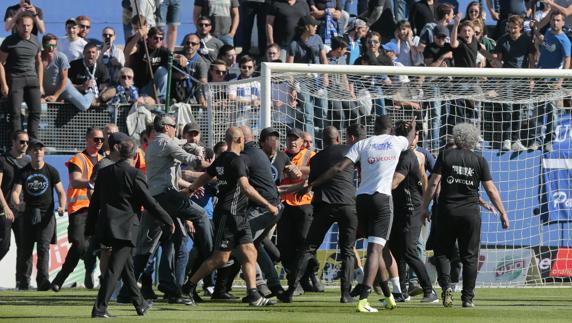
[135,301,153,316]
[249,296,276,307]
[309,274,325,293]
[408,282,423,297]
[91,307,115,318]
[462,300,475,308]
[49,283,61,293]
[340,291,355,304]
[392,292,411,302]
[168,297,196,306]
[84,273,95,290]
[212,292,238,301]
[349,284,364,298]
[276,287,293,303]
[421,291,438,303]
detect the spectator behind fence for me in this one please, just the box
[172,33,209,104]
[193,0,239,45]
[240,0,269,56]
[266,0,311,60]
[195,16,224,63]
[76,15,101,45]
[309,0,349,49]
[409,0,437,36]
[487,0,527,39]
[41,33,69,103]
[0,12,43,140]
[99,26,125,85]
[68,42,116,109]
[228,55,261,130]
[343,18,368,65]
[417,3,454,54]
[59,18,87,62]
[217,44,239,78]
[4,0,45,35]
[111,67,155,106]
[156,0,181,51]
[126,27,169,103]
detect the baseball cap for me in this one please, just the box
[260,127,279,141]
[435,25,450,38]
[183,122,201,134]
[298,15,320,27]
[286,128,304,139]
[382,42,399,53]
[65,18,78,26]
[108,132,129,148]
[29,138,45,148]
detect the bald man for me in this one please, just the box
[283,126,358,303]
[184,127,279,306]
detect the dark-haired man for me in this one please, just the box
[310,116,416,312]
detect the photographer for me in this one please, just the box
[4,0,45,35]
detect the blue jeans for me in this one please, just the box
[156,0,181,26]
[60,80,95,111]
[300,87,327,145]
[218,34,234,46]
[141,66,168,103]
[374,86,386,116]
[534,101,556,145]
[173,226,190,287]
[394,0,413,21]
[428,85,444,150]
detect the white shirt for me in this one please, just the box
[345,134,409,196]
[59,36,87,62]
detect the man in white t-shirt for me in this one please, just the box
[58,18,87,62]
[308,115,416,313]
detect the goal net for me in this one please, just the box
[198,63,572,287]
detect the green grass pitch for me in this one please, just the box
[1,288,572,322]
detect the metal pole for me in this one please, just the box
[165,51,173,113]
[261,62,272,128]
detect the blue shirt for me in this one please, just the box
[538,30,571,69]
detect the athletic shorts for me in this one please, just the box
[356,192,393,246]
[213,207,253,251]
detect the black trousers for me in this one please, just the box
[94,240,144,313]
[52,209,97,286]
[434,207,481,302]
[288,202,357,293]
[277,204,315,278]
[21,213,56,289]
[8,76,42,139]
[0,211,30,287]
[389,209,432,295]
[241,1,267,54]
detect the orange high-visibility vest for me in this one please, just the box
[281,148,315,206]
[66,152,102,214]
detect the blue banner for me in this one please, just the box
[544,114,572,223]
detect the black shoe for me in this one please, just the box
[462,300,475,308]
[277,287,293,303]
[309,274,325,293]
[37,282,51,291]
[17,284,30,291]
[181,280,194,296]
[192,290,204,303]
[84,273,95,290]
[340,291,355,303]
[49,283,61,293]
[268,285,286,298]
[292,283,304,296]
[408,282,423,297]
[136,301,153,316]
[91,307,114,318]
[300,276,313,292]
[168,297,196,306]
[349,284,364,298]
[211,292,238,301]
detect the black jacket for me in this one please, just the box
[86,159,173,246]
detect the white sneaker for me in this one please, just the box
[511,140,527,152]
[501,139,511,151]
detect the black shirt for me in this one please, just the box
[452,38,478,68]
[4,4,44,36]
[268,0,311,48]
[423,42,453,66]
[494,33,532,68]
[410,0,436,35]
[433,148,492,211]
[270,150,290,186]
[393,149,423,212]
[308,144,355,205]
[17,163,61,212]
[241,141,279,206]
[128,42,170,89]
[0,153,30,197]
[0,33,40,78]
[68,58,110,86]
[207,151,249,214]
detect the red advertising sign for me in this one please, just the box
[549,248,572,277]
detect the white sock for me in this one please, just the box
[390,277,402,294]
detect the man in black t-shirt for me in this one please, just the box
[421,123,509,308]
[283,126,358,304]
[68,42,116,108]
[0,130,31,289]
[389,124,436,303]
[11,139,66,291]
[0,12,42,139]
[184,127,279,307]
[125,27,170,103]
[266,0,310,53]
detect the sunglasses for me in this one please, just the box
[198,23,211,27]
[44,43,56,48]
[474,31,481,35]
[121,75,133,79]
[19,140,29,145]
[93,137,105,143]
[153,36,164,41]
[186,41,200,46]
[240,65,254,70]
[80,24,91,29]
[212,69,226,75]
